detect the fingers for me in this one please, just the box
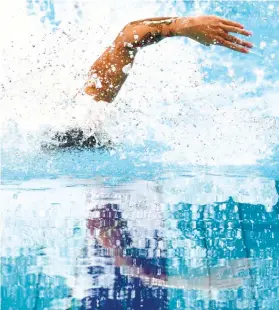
[217,17,244,29]
[221,32,253,48]
[221,24,252,36]
[214,36,250,53]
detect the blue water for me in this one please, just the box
[1,1,279,309]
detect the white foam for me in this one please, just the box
[1,0,279,167]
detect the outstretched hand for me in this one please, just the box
[175,15,253,53]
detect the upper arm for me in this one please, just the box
[84,19,169,102]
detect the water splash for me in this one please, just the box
[1,0,279,172]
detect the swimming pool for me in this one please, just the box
[1,1,279,309]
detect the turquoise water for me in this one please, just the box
[2,176,279,309]
[1,1,279,309]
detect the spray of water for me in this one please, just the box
[1,0,279,167]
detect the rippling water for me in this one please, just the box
[1,0,279,309]
[2,177,279,309]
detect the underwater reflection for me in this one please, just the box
[76,181,279,309]
[1,180,279,309]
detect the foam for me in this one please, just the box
[1,0,279,168]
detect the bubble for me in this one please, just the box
[260,41,267,49]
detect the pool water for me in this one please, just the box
[1,1,279,309]
[2,176,279,309]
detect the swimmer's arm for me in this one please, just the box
[85,16,253,103]
[84,17,175,102]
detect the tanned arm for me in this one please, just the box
[84,15,253,103]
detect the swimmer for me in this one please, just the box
[48,15,253,149]
[85,15,253,103]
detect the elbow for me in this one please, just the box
[84,86,113,103]
[84,85,98,97]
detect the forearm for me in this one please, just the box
[84,17,181,102]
